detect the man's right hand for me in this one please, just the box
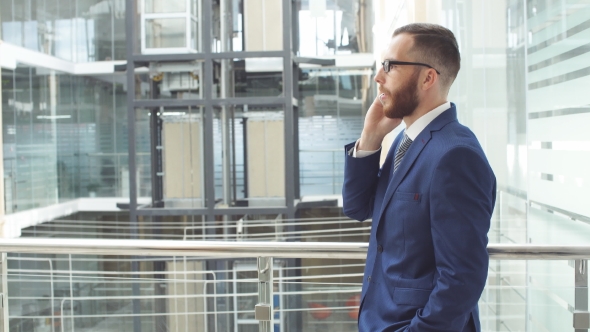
[358,94,403,151]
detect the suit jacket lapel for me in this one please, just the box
[374,105,458,225]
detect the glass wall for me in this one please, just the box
[216,58,284,99]
[298,0,374,56]
[1,66,147,213]
[524,1,590,331]
[0,0,126,62]
[141,107,206,209]
[297,67,374,196]
[1,66,58,212]
[212,106,283,208]
[526,0,590,225]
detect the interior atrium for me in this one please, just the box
[1,0,590,331]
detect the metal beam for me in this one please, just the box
[282,0,296,220]
[293,56,335,66]
[1,253,8,332]
[134,99,208,108]
[136,207,288,216]
[125,0,138,236]
[133,97,287,109]
[149,85,163,206]
[213,97,286,106]
[575,260,589,331]
[255,257,274,330]
[200,3,219,330]
[202,0,216,223]
[0,68,4,236]
[132,50,288,62]
[125,0,141,331]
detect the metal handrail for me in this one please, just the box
[2,238,590,260]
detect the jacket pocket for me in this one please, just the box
[393,192,422,202]
[392,287,431,307]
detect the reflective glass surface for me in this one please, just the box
[215,58,284,99]
[0,0,126,61]
[297,68,373,196]
[151,107,206,208]
[2,66,135,212]
[298,0,367,56]
[211,0,283,53]
[145,18,187,49]
[144,0,187,13]
[213,106,286,208]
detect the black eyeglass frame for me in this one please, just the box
[381,59,441,75]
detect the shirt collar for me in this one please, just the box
[404,101,451,140]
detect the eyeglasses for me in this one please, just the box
[381,59,441,75]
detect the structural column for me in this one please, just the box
[124,0,141,331]
[0,65,5,238]
[574,260,589,332]
[255,257,274,332]
[0,253,8,332]
[282,0,295,219]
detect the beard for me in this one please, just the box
[381,70,420,119]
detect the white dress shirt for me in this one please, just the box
[353,101,451,158]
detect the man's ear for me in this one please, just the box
[421,69,438,91]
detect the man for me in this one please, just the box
[342,23,496,332]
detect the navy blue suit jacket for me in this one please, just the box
[343,104,496,332]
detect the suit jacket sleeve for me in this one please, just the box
[342,142,382,221]
[407,146,496,331]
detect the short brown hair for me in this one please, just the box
[393,23,460,91]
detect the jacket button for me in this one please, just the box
[368,276,371,282]
[377,245,383,253]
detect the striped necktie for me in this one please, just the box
[394,134,413,173]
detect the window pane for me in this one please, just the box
[144,0,187,13]
[145,18,187,49]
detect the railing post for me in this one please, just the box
[574,259,589,332]
[255,257,273,332]
[0,252,8,332]
[332,151,336,195]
